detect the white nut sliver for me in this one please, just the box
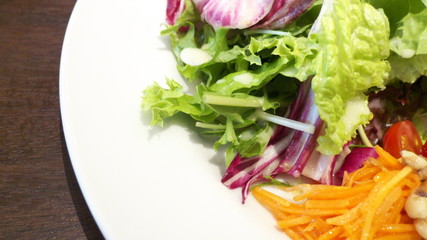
[180,47,213,66]
[414,218,427,239]
[405,182,427,219]
[401,150,427,170]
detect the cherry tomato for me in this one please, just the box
[382,120,423,158]
[423,141,427,158]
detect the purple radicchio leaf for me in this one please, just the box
[252,0,316,29]
[335,147,378,178]
[166,0,316,30]
[222,80,328,203]
[193,0,209,11]
[271,85,323,178]
[197,0,275,29]
[221,130,294,202]
[301,143,351,185]
[166,0,186,25]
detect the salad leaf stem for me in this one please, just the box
[244,29,292,36]
[357,125,373,148]
[202,92,315,134]
[195,122,226,129]
[256,110,315,134]
[202,93,264,108]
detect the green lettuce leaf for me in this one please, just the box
[412,108,427,143]
[311,0,390,155]
[367,0,427,84]
[275,35,318,81]
[208,35,317,96]
[162,0,230,84]
[151,5,320,160]
[367,0,425,36]
[388,54,427,84]
[141,77,281,161]
[390,8,427,58]
[141,78,218,126]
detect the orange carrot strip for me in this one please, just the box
[306,191,367,210]
[343,166,364,187]
[252,187,289,220]
[280,206,348,216]
[326,203,361,225]
[400,178,419,190]
[374,145,404,169]
[342,161,375,186]
[277,216,311,229]
[318,226,344,240]
[342,217,363,239]
[357,166,381,179]
[373,170,396,184]
[252,186,291,207]
[400,172,421,190]
[283,228,306,240]
[369,158,390,172]
[407,172,422,184]
[346,166,381,187]
[375,187,402,216]
[341,170,350,186]
[346,192,368,208]
[304,217,333,237]
[292,185,351,201]
[253,188,345,217]
[252,146,421,240]
[360,166,413,240]
[305,198,351,209]
[374,232,422,240]
[295,225,316,240]
[378,224,417,233]
[370,187,403,231]
[305,182,375,200]
[389,197,406,224]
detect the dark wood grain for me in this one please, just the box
[0,1,104,239]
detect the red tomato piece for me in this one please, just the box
[382,120,423,158]
[423,141,427,158]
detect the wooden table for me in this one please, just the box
[0,1,104,239]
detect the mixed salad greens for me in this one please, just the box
[142,0,427,201]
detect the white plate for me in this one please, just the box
[60,1,287,239]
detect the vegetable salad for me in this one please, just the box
[142,0,427,237]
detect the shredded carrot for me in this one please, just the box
[295,225,316,240]
[303,217,333,237]
[374,232,422,240]
[295,181,374,200]
[283,228,306,240]
[374,145,404,169]
[292,185,351,201]
[317,226,344,240]
[278,216,311,229]
[343,164,380,187]
[387,197,406,224]
[325,204,361,225]
[360,167,412,240]
[251,146,422,240]
[305,199,351,209]
[378,224,417,233]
